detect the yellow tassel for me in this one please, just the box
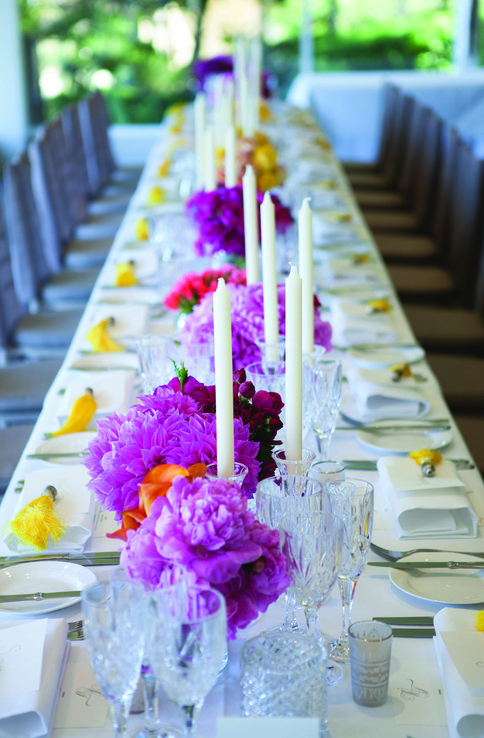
[476,611,484,631]
[115,261,138,287]
[9,486,65,551]
[136,218,149,241]
[147,186,166,206]
[366,298,391,314]
[158,160,171,177]
[390,362,412,382]
[353,254,371,265]
[86,318,124,353]
[53,388,97,436]
[409,449,443,478]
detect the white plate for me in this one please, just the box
[70,352,139,371]
[34,432,96,465]
[347,345,425,370]
[0,562,97,615]
[390,552,484,605]
[357,421,451,455]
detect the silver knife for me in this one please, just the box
[0,590,81,603]
[368,561,484,570]
[27,451,90,460]
[342,459,475,471]
[0,551,120,565]
[335,424,451,433]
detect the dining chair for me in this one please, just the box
[0,190,82,361]
[78,91,141,197]
[386,129,482,306]
[29,127,116,270]
[3,152,99,310]
[61,103,131,216]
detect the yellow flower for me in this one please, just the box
[257,171,280,193]
[259,100,273,121]
[253,143,277,171]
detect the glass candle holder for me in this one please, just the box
[273,448,316,477]
[205,462,248,487]
[348,620,393,707]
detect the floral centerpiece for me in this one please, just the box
[119,470,289,639]
[185,184,293,259]
[163,264,246,314]
[179,282,333,371]
[193,54,274,99]
[84,366,284,539]
[238,132,286,192]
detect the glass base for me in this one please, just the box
[326,661,344,686]
[131,727,181,738]
[329,637,350,664]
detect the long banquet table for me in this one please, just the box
[1,98,483,738]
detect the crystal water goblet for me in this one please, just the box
[255,475,325,632]
[149,585,227,738]
[279,509,345,685]
[272,447,315,477]
[303,356,342,459]
[136,334,180,394]
[82,579,147,738]
[325,479,374,663]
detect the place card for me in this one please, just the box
[55,660,108,729]
[0,620,47,700]
[217,717,320,738]
[440,631,484,694]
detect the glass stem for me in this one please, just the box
[304,605,319,639]
[181,704,199,737]
[110,698,131,738]
[314,431,330,460]
[142,671,158,728]
[282,588,299,631]
[339,577,357,643]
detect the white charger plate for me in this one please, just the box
[390,552,484,605]
[0,562,96,615]
[34,432,96,465]
[357,420,452,455]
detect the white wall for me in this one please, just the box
[0,0,29,161]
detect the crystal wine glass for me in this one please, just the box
[255,475,324,633]
[325,479,374,663]
[303,357,342,460]
[149,584,227,738]
[279,509,345,685]
[82,579,147,738]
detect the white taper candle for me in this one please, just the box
[204,125,216,192]
[299,198,314,354]
[213,278,235,477]
[225,125,237,188]
[243,165,260,284]
[194,93,206,191]
[260,191,279,346]
[285,264,303,461]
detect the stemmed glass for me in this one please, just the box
[149,584,227,738]
[325,479,374,663]
[303,357,342,459]
[278,509,345,686]
[82,579,147,738]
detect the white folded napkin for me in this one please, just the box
[83,304,150,351]
[320,255,384,288]
[110,248,159,283]
[330,301,399,347]
[434,608,484,738]
[57,370,136,430]
[4,466,95,554]
[0,618,68,738]
[312,213,359,246]
[377,456,478,538]
[346,365,430,421]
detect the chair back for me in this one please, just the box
[376,84,399,170]
[429,124,460,256]
[381,90,414,186]
[0,191,25,351]
[29,130,66,272]
[78,91,115,195]
[445,136,484,308]
[412,107,442,230]
[3,152,52,309]
[61,103,93,200]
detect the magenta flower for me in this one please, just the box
[180,283,333,370]
[120,475,289,638]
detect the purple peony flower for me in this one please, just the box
[180,283,332,371]
[84,386,261,519]
[186,186,293,259]
[120,475,289,638]
[193,55,234,90]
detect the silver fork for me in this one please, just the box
[370,541,484,562]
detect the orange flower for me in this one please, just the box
[107,462,206,541]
